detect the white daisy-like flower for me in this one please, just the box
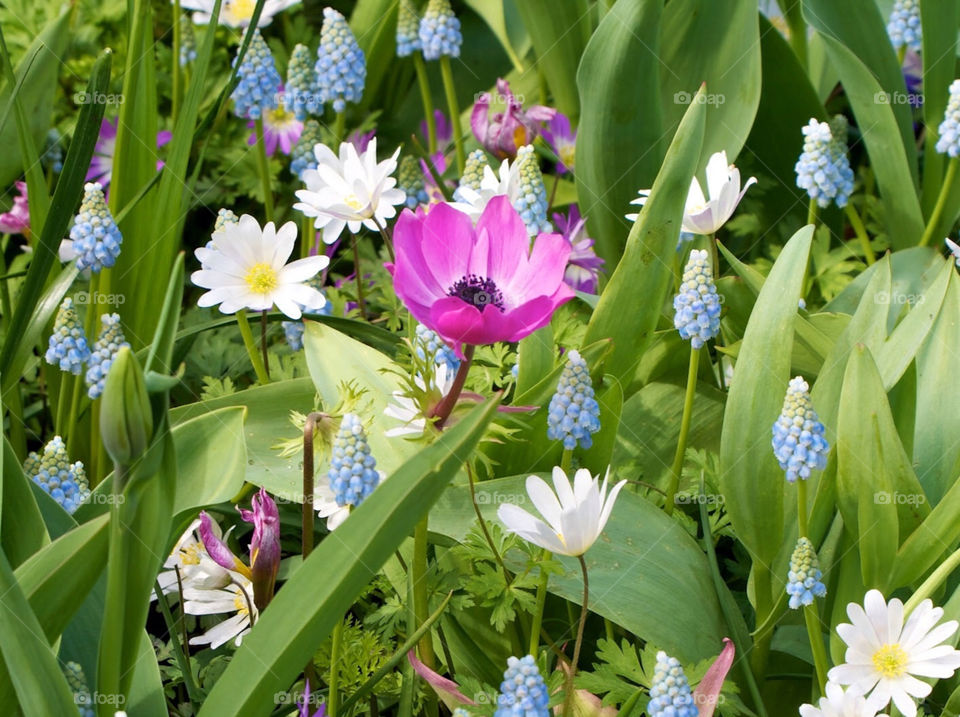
[154,519,232,600]
[497,467,626,557]
[945,237,960,267]
[383,363,455,438]
[294,138,406,244]
[448,158,519,222]
[799,682,887,717]
[315,469,388,531]
[191,214,329,319]
[178,0,299,27]
[183,575,258,649]
[828,589,960,717]
[627,150,756,234]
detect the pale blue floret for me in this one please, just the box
[71,182,123,273]
[454,149,489,201]
[85,313,130,399]
[493,655,549,717]
[887,0,922,53]
[647,652,697,717]
[546,349,601,450]
[414,324,461,374]
[396,0,422,57]
[286,43,320,120]
[328,413,380,507]
[316,8,366,114]
[43,129,64,173]
[45,297,91,375]
[64,661,95,717]
[418,0,462,61]
[398,155,429,208]
[513,145,552,237]
[291,120,323,179]
[786,537,827,610]
[24,436,90,514]
[772,376,830,483]
[795,117,855,208]
[282,293,332,351]
[673,249,721,349]
[936,80,960,157]
[231,29,281,120]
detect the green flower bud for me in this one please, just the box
[99,346,153,468]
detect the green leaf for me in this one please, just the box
[0,546,78,714]
[891,472,960,588]
[144,253,185,377]
[124,631,168,717]
[1,436,49,568]
[197,398,500,715]
[719,225,813,567]
[582,85,706,382]
[515,325,554,398]
[0,50,111,379]
[464,0,530,75]
[582,375,622,476]
[351,0,401,111]
[430,476,729,663]
[575,0,664,262]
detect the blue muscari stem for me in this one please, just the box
[454,149,489,201]
[291,119,323,179]
[647,652,697,717]
[936,80,960,157]
[787,537,827,610]
[85,313,130,399]
[513,145,552,237]
[414,324,461,374]
[328,413,380,508]
[231,29,281,120]
[493,655,550,717]
[398,155,429,208]
[179,14,197,66]
[794,117,854,208]
[64,661,95,717]
[316,7,366,114]
[71,182,123,273]
[887,0,921,54]
[546,349,601,450]
[772,376,830,483]
[286,43,320,120]
[24,436,90,514]
[396,0,422,57]
[45,297,91,375]
[419,0,462,60]
[673,249,721,349]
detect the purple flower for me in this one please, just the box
[470,78,556,159]
[553,205,604,294]
[299,680,327,717]
[0,181,29,236]
[542,112,577,174]
[420,109,453,150]
[348,128,376,154]
[86,118,172,192]
[247,89,304,156]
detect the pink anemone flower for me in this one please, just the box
[389,196,574,356]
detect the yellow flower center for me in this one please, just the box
[233,592,250,616]
[344,193,366,211]
[245,262,278,295]
[265,104,293,127]
[225,0,256,22]
[872,643,908,678]
[559,145,576,169]
[179,542,202,566]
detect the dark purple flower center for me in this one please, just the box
[448,274,505,312]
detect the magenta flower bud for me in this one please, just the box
[197,511,252,578]
[239,488,281,610]
[470,78,556,159]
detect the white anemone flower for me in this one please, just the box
[178,0,300,27]
[448,158,518,222]
[294,138,406,244]
[497,467,626,557]
[828,589,960,717]
[315,469,388,531]
[191,214,329,319]
[154,519,232,600]
[383,363,455,438]
[945,237,960,267]
[183,575,258,649]
[799,682,887,717]
[627,150,756,234]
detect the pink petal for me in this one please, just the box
[692,638,735,717]
[475,196,529,284]
[407,651,476,709]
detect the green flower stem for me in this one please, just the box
[804,604,829,694]
[328,616,345,717]
[333,111,346,143]
[254,117,274,223]
[467,463,511,579]
[65,372,85,456]
[154,579,201,706]
[843,203,876,265]
[528,549,552,656]
[172,0,183,124]
[413,53,437,154]
[236,310,270,384]
[903,545,960,615]
[807,198,818,227]
[919,157,959,247]
[560,447,573,474]
[260,309,270,379]
[412,517,437,669]
[797,478,809,538]
[750,566,774,681]
[561,556,589,717]
[352,238,368,320]
[301,214,315,259]
[97,463,129,714]
[439,56,465,174]
[664,346,700,515]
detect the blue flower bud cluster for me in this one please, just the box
[419,0,462,60]
[328,413,380,507]
[493,655,549,717]
[291,120,323,179]
[396,0,422,57]
[45,297,91,375]
[316,8,366,114]
[85,313,130,399]
[70,183,123,273]
[454,149,489,201]
[231,29,281,120]
[772,376,830,483]
[546,349,601,450]
[936,80,960,157]
[414,324,461,375]
[673,249,721,349]
[24,436,89,514]
[286,43,321,120]
[399,155,429,208]
[795,117,855,208]
[513,145,552,237]
[647,652,697,717]
[887,0,921,53]
[787,537,827,609]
